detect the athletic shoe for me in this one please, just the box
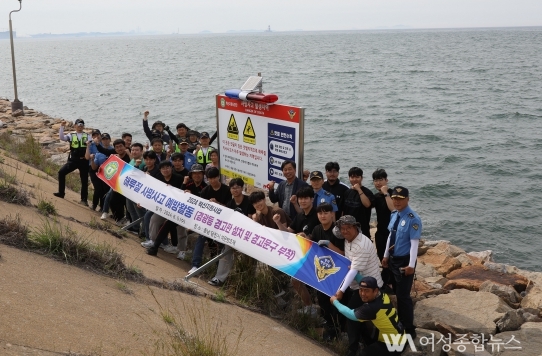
[163,245,178,254]
[79,200,89,207]
[90,205,97,211]
[208,277,224,287]
[146,247,158,256]
[187,266,198,275]
[176,251,186,260]
[141,240,154,248]
[159,243,168,249]
[53,192,64,198]
[100,212,108,220]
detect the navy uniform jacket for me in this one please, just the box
[387,206,422,257]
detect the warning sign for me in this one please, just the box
[243,117,256,145]
[227,114,239,140]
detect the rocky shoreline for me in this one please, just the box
[1,98,541,355]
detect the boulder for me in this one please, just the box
[520,285,542,312]
[484,262,521,275]
[467,250,493,262]
[423,276,448,287]
[496,310,524,332]
[455,253,483,267]
[492,322,542,355]
[447,343,492,356]
[478,281,521,307]
[418,251,461,277]
[414,289,512,335]
[404,328,445,356]
[517,270,542,287]
[423,240,450,247]
[431,242,466,258]
[416,262,441,279]
[443,265,528,293]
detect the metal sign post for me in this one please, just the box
[9,0,24,115]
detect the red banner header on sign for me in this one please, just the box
[216,95,301,123]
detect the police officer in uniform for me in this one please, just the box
[53,119,90,205]
[382,186,422,339]
[309,170,339,213]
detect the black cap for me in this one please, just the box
[309,170,324,180]
[189,164,204,173]
[179,137,189,145]
[200,131,210,139]
[176,123,188,130]
[101,133,111,140]
[75,119,85,125]
[391,186,409,199]
[91,129,101,136]
[359,276,379,289]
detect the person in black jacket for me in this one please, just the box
[142,110,170,143]
[268,160,309,221]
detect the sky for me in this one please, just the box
[0,0,541,36]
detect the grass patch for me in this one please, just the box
[0,215,142,281]
[37,198,57,216]
[0,179,31,205]
[87,216,127,239]
[0,132,83,193]
[0,166,17,185]
[116,281,134,295]
[149,291,243,356]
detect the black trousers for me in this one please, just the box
[389,255,415,332]
[343,287,375,355]
[109,192,126,221]
[58,158,89,201]
[89,169,108,208]
[152,220,179,249]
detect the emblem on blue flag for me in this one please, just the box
[314,255,341,282]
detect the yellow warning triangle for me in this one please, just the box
[243,117,256,138]
[227,114,239,134]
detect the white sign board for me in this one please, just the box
[216,94,305,189]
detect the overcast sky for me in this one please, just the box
[1,0,541,35]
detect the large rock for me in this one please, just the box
[496,310,524,332]
[431,242,466,258]
[492,322,542,355]
[418,251,461,277]
[444,265,528,293]
[479,281,521,307]
[403,328,445,356]
[517,270,542,287]
[414,289,512,335]
[423,240,450,247]
[456,253,483,267]
[447,343,492,356]
[467,250,493,262]
[416,262,441,279]
[520,285,542,312]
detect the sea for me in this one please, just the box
[1,28,541,270]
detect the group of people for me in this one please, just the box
[53,113,422,356]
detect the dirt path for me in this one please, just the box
[0,152,334,356]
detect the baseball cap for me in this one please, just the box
[200,131,210,139]
[91,129,101,136]
[179,137,189,145]
[75,119,85,125]
[188,130,198,136]
[309,171,324,180]
[101,133,111,140]
[359,276,379,289]
[151,129,162,138]
[189,164,204,173]
[336,215,361,228]
[391,186,409,199]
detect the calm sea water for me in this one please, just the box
[1,28,541,270]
